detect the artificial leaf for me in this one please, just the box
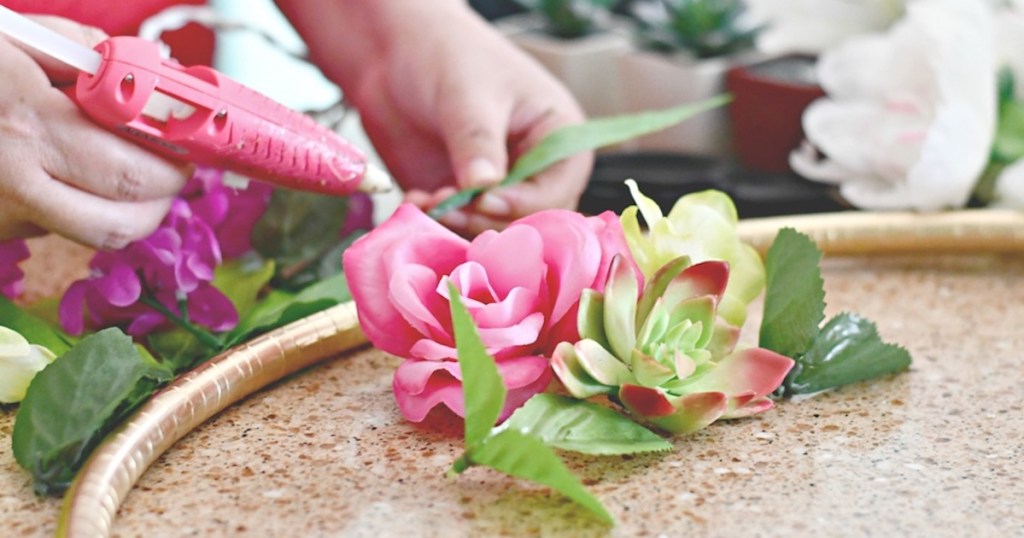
[759,228,826,358]
[147,328,209,373]
[0,297,73,355]
[471,429,615,525]
[785,313,912,395]
[223,272,351,347]
[11,328,171,495]
[448,282,506,447]
[251,189,349,279]
[429,96,731,218]
[213,258,275,316]
[282,230,366,290]
[503,394,670,455]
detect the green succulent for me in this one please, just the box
[630,0,759,58]
[621,180,764,328]
[514,0,620,38]
[552,254,793,433]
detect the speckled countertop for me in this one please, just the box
[2,238,1023,537]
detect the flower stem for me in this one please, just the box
[140,296,224,352]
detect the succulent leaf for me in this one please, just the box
[576,289,609,348]
[551,341,613,399]
[666,296,717,350]
[630,349,675,387]
[602,255,638,360]
[574,339,634,387]
[636,255,690,328]
[645,392,730,434]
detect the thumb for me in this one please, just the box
[17,15,108,83]
[441,98,510,190]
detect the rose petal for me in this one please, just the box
[390,264,448,338]
[392,356,551,422]
[514,210,601,327]
[344,204,468,357]
[467,225,544,297]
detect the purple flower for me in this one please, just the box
[181,167,272,259]
[60,200,238,338]
[338,192,375,238]
[0,240,30,299]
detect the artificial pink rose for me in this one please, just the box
[343,204,636,422]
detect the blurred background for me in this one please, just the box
[198,0,1020,219]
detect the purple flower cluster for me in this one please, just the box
[59,168,271,338]
[0,239,30,299]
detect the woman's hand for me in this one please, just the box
[279,0,593,236]
[0,16,192,248]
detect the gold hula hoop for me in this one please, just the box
[56,209,1024,537]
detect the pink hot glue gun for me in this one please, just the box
[0,6,391,196]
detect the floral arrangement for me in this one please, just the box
[0,100,911,523]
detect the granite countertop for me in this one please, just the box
[2,239,1023,537]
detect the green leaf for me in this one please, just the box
[759,228,826,358]
[786,313,912,395]
[448,281,506,447]
[214,258,275,316]
[0,297,73,355]
[429,96,732,219]
[223,272,351,347]
[147,328,209,373]
[11,328,171,495]
[471,429,615,525]
[503,394,670,455]
[251,189,349,284]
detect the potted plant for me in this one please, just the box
[494,0,635,117]
[618,0,761,156]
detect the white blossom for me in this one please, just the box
[790,0,996,210]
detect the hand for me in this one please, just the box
[279,1,593,236]
[0,16,192,249]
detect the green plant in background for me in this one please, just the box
[630,0,758,58]
[513,0,621,38]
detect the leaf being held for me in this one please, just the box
[759,228,826,358]
[503,393,670,455]
[429,96,731,219]
[785,313,912,395]
[11,328,171,495]
[471,429,615,525]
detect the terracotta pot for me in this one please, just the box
[726,55,825,173]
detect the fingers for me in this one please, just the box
[16,170,174,249]
[16,16,108,82]
[481,151,593,218]
[439,96,510,190]
[42,97,192,202]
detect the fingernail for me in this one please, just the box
[478,193,511,217]
[465,158,501,187]
[440,211,468,230]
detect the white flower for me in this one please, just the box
[0,326,56,404]
[745,0,905,55]
[790,0,996,210]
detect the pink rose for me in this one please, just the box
[343,204,635,422]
